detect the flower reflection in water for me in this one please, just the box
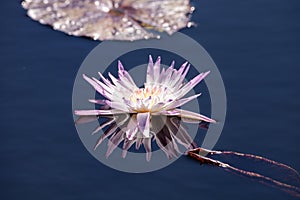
[76,114,201,161]
[77,114,300,197]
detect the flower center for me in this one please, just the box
[129,86,164,112]
[130,86,160,100]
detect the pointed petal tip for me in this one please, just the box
[82,74,95,82]
[118,60,124,70]
[210,118,217,123]
[97,72,103,77]
[182,61,189,67]
[82,73,89,80]
[74,110,81,115]
[196,93,202,97]
[146,153,151,162]
[93,145,98,151]
[88,99,107,105]
[92,129,99,135]
[204,117,216,123]
[205,70,211,75]
[148,55,153,63]
[121,150,127,159]
[156,56,161,63]
[205,117,216,123]
[170,60,175,67]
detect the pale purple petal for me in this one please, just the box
[135,137,143,150]
[108,71,136,93]
[125,117,138,140]
[181,117,204,123]
[94,123,118,150]
[92,118,115,135]
[117,72,138,92]
[126,128,138,141]
[164,61,175,82]
[114,114,131,127]
[118,60,125,75]
[176,109,216,123]
[158,67,166,83]
[104,100,131,112]
[148,102,165,112]
[166,137,179,158]
[75,109,126,116]
[170,134,181,155]
[105,130,124,158]
[155,109,215,123]
[121,70,138,89]
[153,56,161,83]
[164,93,201,110]
[98,72,114,88]
[146,55,154,83]
[83,74,112,100]
[173,64,190,90]
[154,138,169,158]
[94,114,129,149]
[152,109,179,116]
[91,77,113,94]
[137,112,150,138]
[143,138,152,162]
[167,117,194,149]
[88,99,107,105]
[168,62,188,88]
[117,61,137,88]
[108,72,120,87]
[122,139,135,158]
[99,105,110,110]
[174,71,210,99]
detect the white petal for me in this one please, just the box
[164,93,201,110]
[153,56,161,83]
[83,74,112,100]
[146,55,154,84]
[173,71,210,99]
[88,99,107,105]
[105,100,131,112]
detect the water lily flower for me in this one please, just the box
[74,57,300,196]
[75,55,215,142]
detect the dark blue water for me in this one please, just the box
[1,0,300,199]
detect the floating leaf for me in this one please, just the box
[22,0,195,41]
